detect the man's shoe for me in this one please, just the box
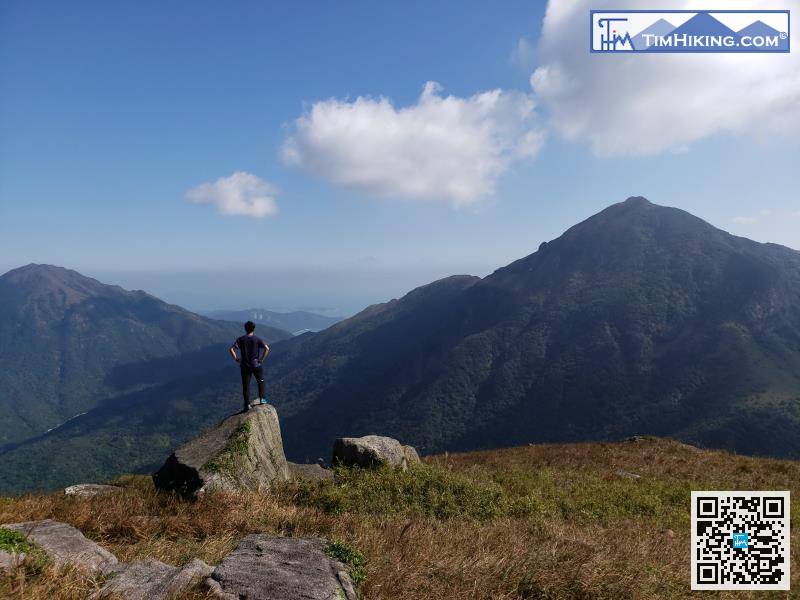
[258,398,269,405]
[242,405,251,413]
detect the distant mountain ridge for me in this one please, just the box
[0,264,290,446]
[3,198,800,493]
[204,308,342,334]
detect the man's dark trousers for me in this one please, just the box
[240,364,266,410]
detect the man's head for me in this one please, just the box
[244,321,256,334]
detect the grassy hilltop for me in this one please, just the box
[1,437,798,599]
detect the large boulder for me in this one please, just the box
[153,405,290,496]
[206,535,357,600]
[99,558,213,599]
[0,519,117,575]
[332,435,421,470]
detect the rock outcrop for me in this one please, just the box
[99,558,213,599]
[332,435,421,470]
[153,405,290,496]
[288,461,334,482]
[206,535,357,600]
[64,483,122,497]
[1,519,117,574]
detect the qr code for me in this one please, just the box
[691,491,790,590]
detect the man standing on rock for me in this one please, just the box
[229,321,270,412]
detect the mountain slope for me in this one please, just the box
[0,264,290,446]
[269,197,800,460]
[0,274,481,492]
[204,308,343,334]
[4,198,800,493]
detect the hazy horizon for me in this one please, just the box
[2,2,799,298]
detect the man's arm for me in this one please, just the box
[259,342,270,363]
[229,345,240,363]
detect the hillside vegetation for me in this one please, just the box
[2,438,798,599]
[0,265,290,493]
[269,197,800,462]
[5,197,800,494]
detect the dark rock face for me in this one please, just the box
[1,519,117,574]
[99,558,213,600]
[332,435,421,470]
[207,535,356,600]
[153,405,290,496]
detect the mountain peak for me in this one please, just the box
[0,263,111,306]
[4,263,91,281]
[621,196,652,207]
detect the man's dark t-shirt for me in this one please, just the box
[233,335,267,368]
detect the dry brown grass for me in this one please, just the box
[1,438,798,599]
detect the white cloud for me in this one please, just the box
[531,0,800,156]
[186,172,278,218]
[281,82,544,207]
[732,216,757,224]
[759,209,773,216]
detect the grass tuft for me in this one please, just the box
[275,464,506,520]
[0,529,35,555]
[325,539,367,584]
[0,529,50,577]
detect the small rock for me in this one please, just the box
[64,484,122,497]
[153,405,290,496]
[207,535,356,600]
[664,529,675,538]
[614,469,642,480]
[98,558,213,600]
[403,445,422,466]
[332,435,420,470]
[0,549,26,572]
[625,435,646,443]
[676,441,702,453]
[1,519,117,574]
[287,462,334,482]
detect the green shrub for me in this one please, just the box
[325,539,367,584]
[0,529,49,574]
[276,462,690,528]
[278,464,506,520]
[0,528,34,554]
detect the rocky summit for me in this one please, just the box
[152,404,290,496]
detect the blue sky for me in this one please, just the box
[1,1,798,314]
